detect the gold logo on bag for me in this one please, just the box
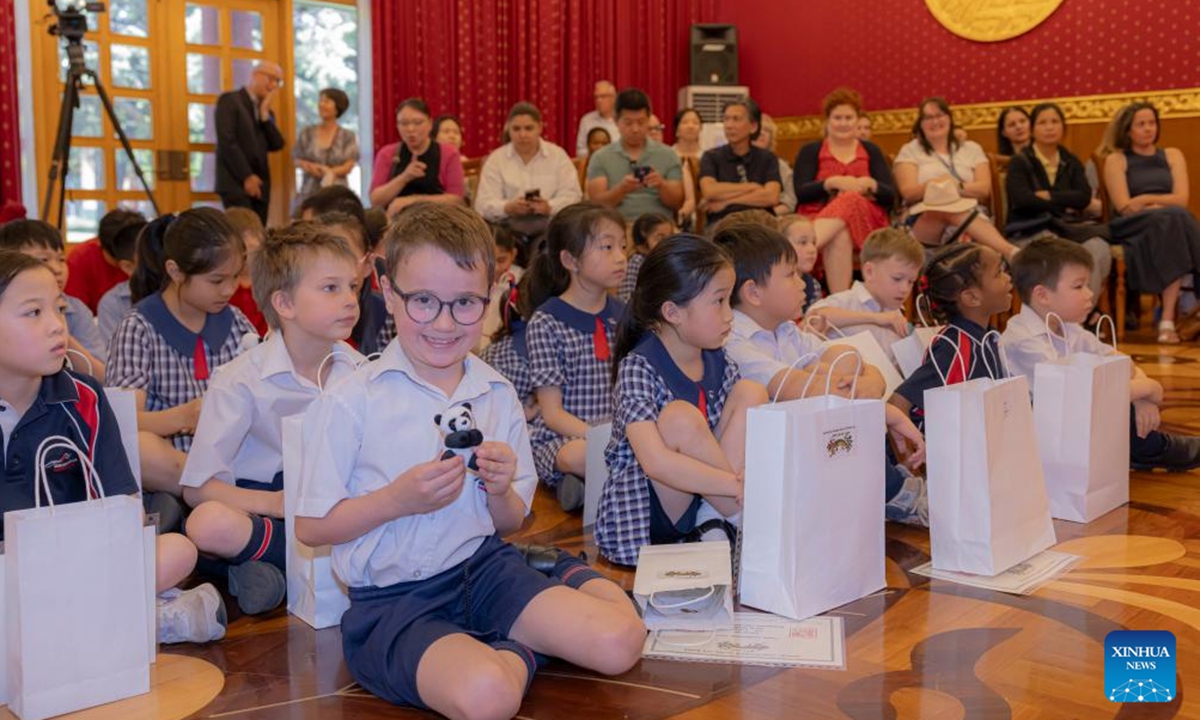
[824,427,856,458]
[664,570,704,578]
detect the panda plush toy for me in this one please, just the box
[434,402,485,486]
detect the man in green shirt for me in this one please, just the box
[586,88,684,221]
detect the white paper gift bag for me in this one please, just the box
[739,351,886,621]
[1032,315,1131,522]
[891,295,944,379]
[583,421,612,528]
[5,437,151,720]
[633,542,734,632]
[924,334,1056,576]
[283,414,350,630]
[809,318,904,399]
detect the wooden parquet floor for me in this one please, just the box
[166,330,1200,720]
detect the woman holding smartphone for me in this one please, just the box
[475,101,583,241]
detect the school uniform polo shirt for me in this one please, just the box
[723,310,826,389]
[698,144,782,222]
[0,370,138,539]
[586,138,682,220]
[296,339,537,589]
[810,281,904,362]
[181,332,363,489]
[999,304,1117,386]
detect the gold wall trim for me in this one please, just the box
[776,87,1200,140]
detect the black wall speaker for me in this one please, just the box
[689,24,738,86]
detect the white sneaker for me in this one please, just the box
[885,467,929,527]
[158,583,227,644]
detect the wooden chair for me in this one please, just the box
[1091,152,1128,340]
[683,155,705,233]
[575,156,589,195]
[462,156,483,202]
[987,153,1010,231]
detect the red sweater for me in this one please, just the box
[65,239,129,313]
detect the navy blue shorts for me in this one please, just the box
[340,534,557,708]
[648,483,702,545]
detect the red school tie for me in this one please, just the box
[696,385,707,418]
[593,317,610,361]
[193,336,210,381]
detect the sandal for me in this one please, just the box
[1158,322,1181,344]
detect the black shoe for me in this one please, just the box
[227,561,286,615]
[1132,433,1200,472]
[556,474,585,512]
[513,544,580,575]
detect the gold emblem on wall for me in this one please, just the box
[924,0,1065,42]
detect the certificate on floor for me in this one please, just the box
[642,612,845,669]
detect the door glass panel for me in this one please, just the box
[189,151,216,192]
[65,200,106,244]
[110,44,151,89]
[231,11,263,51]
[109,0,149,37]
[59,40,100,84]
[232,58,256,91]
[116,148,155,190]
[188,102,216,143]
[185,4,220,45]
[112,98,153,140]
[66,146,105,190]
[117,199,157,219]
[187,53,222,95]
[69,94,103,137]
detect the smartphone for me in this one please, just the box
[524,189,541,201]
[633,166,651,183]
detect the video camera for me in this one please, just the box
[48,1,106,43]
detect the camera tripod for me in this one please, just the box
[41,21,159,228]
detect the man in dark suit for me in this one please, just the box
[215,62,286,223]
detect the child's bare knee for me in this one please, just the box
[448,658,524,720]
[184,501,236,550]
[657,400,706,444]
[587,614,646,675]
[729,379,768,408]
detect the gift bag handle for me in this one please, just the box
[1042,311,1070,361]
[771,352,821,404]
[915,293,936,329]
[977,330,1012,380]
[316,350,359,392]
[648,585,715,610]
[1094,314,1118,350]
[798,315,829,341]
[64,348,94,377]
[34,435,107,511]
[820,349,863,401]
[928,331,968,387]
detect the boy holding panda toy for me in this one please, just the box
[294,204,645,717]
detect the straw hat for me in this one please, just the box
[909,176,977,215]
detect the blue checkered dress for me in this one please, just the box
[526,295,624,486]
[479,320,532,406]
[106,292,256,452]
[595,333,740,566]
[616,252,646,305]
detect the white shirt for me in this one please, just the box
[0,401,17,460]
[574,110,618,158]
[474,140,582,221]
[723,310,826,388]
[296,339,537,589]
[894,138,989,208]
[180,332,364,488]
[810,281,903,361]
[999,304,1117,385]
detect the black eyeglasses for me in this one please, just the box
[387,278,490,325]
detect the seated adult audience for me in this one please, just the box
[698,98,781,224]
[292,87,358,209]
[369,98,464,216]
[856,113,873,141]
[65,207,144,312]
[474,102,582,240]
[586,127,612,157]
[756,113,797,215]
[672,107,704,228]
[433,114,467,162]
[793,87,895,292]
[575,80,619,157]
[1005,102,1111,310]
[893,96,1017,258]
[586,87,683,220]
[1104,102,1200,344]
[996,106,1031,158]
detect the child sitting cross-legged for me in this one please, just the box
[714,222,927,524]
[1000,236,1200,471]
[596,235,770,566]
[295,204,645,717]
[180,223,365,615]
[807,227,925,363]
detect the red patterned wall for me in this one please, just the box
[0,0,21,206]
[712,0,1200,117]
